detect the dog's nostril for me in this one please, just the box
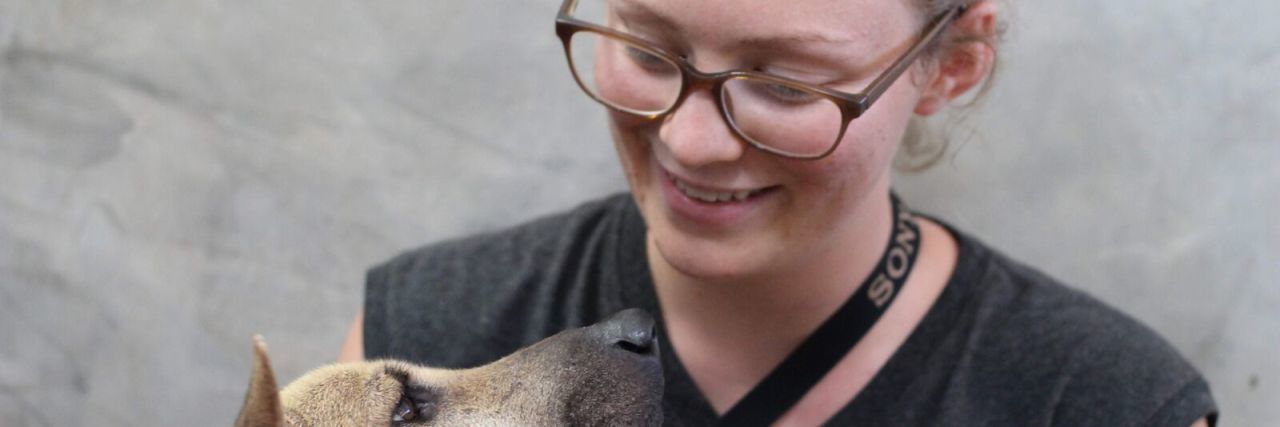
[597,309,657,355]
[613,324,656,354]
[616,339,649,354]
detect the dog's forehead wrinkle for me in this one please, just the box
[380,361,411,384]
[258,310,663,426]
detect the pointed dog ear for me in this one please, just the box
[235,335,284,427]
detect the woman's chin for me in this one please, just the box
[650,230,768,284]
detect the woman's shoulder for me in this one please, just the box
[939,225,1218,425]
[950,227,1190,368]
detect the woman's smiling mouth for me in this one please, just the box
[672,177,758,203]
[664,170,774,204]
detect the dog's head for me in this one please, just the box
[235,309,663,426]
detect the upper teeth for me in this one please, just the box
[674,178,753,203]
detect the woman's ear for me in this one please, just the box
[915,0,999,116]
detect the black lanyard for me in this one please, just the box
[715,195,922,426]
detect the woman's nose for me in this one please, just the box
[658,90,746,168]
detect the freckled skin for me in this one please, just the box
[607,0,927,285]
[237,311,663,427]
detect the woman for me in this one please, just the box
[341,0,1217,425]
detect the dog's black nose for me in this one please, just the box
[595,308,657,355]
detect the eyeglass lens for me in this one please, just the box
[567,30,847,158]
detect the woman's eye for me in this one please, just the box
[392,395,416,422]
[760,83,819,104]
[624,46,674,73]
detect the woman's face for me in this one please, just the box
[607,0,933,281]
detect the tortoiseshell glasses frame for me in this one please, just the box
[555,0,966,160]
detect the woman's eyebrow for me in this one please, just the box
[733,32,856,50]
[612,0,680,34]
[614,0,855,51]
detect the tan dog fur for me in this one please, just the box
[234,309,663,426]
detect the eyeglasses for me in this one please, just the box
[556,0,965,160]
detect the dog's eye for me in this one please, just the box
[392,395,417,422]
[391,385,438,424]
[386,365,438,424]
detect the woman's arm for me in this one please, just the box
[337,309,364,362]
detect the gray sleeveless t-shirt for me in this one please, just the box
[364,193,1217,426]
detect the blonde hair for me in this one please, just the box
[897,0,1006,171]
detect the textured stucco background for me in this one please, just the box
[1,0,1276,425]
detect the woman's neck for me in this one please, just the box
[648,187,896,368]
[645,186,962,418]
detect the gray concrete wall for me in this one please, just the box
[1,1,1275,425]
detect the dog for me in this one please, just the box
[234,309,663,426]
